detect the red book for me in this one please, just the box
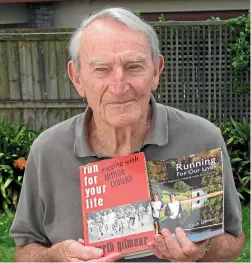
[79,152,154,257]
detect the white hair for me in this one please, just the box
[68,7,160,70]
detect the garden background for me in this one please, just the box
[0,14,250,262]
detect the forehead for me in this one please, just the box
[80,19,151,61]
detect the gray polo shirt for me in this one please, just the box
[10,95,242,261]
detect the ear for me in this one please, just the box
[67,60,86,97]
[151,55,164,92]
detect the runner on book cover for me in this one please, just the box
[163,193,182,234]
[102,211,109,234]
[147,203,152,220]
[115,208,125,234]
[151,194,165,234]
[107,209,116,236]
[137,204,145,226]
[94,212,104,240]
[128,206,136,230]
[87,216,94,233]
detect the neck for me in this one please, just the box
[88,105,152,157]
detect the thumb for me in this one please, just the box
[78,238,85,245]
[65,241,103,261]
[78,245,104,260]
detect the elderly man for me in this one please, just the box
[10,7,244,262]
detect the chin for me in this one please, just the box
[105,114,141,128]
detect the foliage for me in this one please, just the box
[225,14,250,91]
[0,123,40,216]
[135,9,142,18]
[201,196,223,224]
[158,13,166,22]
[216,117,250,204]
[201,175,223,193]
[206,16,221,21]
[149,179,162,199]
[173,181,190,192]
[146,161,167,181]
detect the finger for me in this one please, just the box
[161,228,188,261]
[148,241,165,259]
[175,227,195,256]
[90,252,123,262]
[154,235,173,259]
[154,234,167,251]
[175,227,205,258]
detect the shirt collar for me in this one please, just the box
[73,94,169,158]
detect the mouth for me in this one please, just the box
[108,100,134,105]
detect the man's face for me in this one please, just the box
[154,195,159,201]
[170,194,175,202]
[70,18,164,127]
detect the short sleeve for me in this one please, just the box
[9,150,51,246]
[221,136,243,237]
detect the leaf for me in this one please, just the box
[3,177,14,189]
[14,179,22,186]
[239,186,251,194]
[231,158,242,163]
[231,118,248,141]
[242,178,250,187]
[13,125,27,143]
[3,200,12,217]
[237,192,245,200]
[0,183,7,198]
[226,137,236,145]
[0,164,14,175]
[17,176,22,182]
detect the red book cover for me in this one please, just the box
[79,152,154,256]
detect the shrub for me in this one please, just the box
[217,117,250,205]
[0,123,40,216]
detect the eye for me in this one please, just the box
[128,64,142,70]
[95,68,108,72]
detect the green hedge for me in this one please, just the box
[0,118,250,215]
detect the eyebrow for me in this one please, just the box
[127,56,147,63]
[88,55,147,67]
[88,59,108,66]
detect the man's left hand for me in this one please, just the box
[148,227,208,262]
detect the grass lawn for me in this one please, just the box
[0,205,250,262]
[236,205,250,262]
[0,214,15,262]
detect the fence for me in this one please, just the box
[0,22,249,130]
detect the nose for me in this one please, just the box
[108,66,129,95]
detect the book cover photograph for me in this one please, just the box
[146,148,224,242]
[79,152,154,256]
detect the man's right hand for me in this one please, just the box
[50,239,123,262]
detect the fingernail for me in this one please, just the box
[154,235,162,242]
